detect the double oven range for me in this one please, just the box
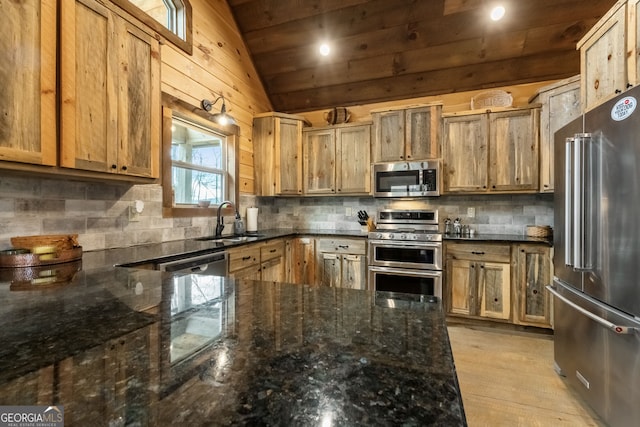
[368,209,443,301]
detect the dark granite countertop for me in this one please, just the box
[443,233,553,245]
[0,268,466,426]
[81,228,550,271]
[82,229,368,270]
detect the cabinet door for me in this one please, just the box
[254,115,304,196]
[60,0,159,177]
[405,106,441,160]
[443,114,488,192]
[515,245,552,327]
[1,0,56,166]
[372,110,405,162]
[231,265,262,280]
[61,0,118,173]
[538,78,581,193]
[261,256,285,283]
[477,262,511,320]
[321,253,341,287]
[580,2,627,111]
[303,129,336,194]
[286,237,315,285]
[447,258,475,316]
[336,124,371,194]
[277,118,303,195]
[115,19,160,178]
[489,109,539,192]
[341,254,366,290]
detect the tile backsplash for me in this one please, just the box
[255,194,554,235]
[0,175,255,252]
[0,174,553,252]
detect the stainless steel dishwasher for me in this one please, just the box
[156,251,227,276]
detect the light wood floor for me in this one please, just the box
[447,325,605,427]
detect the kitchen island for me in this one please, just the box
[0,266,466,426]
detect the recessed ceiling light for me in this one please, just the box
[490,5,505,21]
[319,43,330,56]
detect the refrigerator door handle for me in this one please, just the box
[547,285,638,335]
[572,134,593,270]
[564,137,574,267]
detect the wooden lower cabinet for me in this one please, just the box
[447,250,511,320]
[316,238,367,290]
[228,240,286,282]
[285,237,316,285]
[260,240,286,283]
[228,245,260,279]
[445,241,552,328]
[514,244,553,328]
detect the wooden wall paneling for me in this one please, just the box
[298,81,555,127]
[189,0,271,108]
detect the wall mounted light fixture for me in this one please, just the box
[201,95,237,126]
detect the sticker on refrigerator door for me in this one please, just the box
[611,96,637,121]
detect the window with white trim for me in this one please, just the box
[171,117,228,205]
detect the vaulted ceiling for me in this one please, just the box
[228,0,616,113]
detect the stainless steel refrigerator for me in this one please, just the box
[550,86,640,427]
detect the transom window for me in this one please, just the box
[127,0,186,40]
[112,0,192,55]
[171,117,227,205]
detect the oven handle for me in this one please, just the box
[368,265,442,277]
[369,240,442,249]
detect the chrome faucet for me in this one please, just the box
[215,200,241,238]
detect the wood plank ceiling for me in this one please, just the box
[227,0,617,113]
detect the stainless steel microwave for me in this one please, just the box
[373,161,441,197]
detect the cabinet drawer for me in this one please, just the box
[261,241,285,261]
[317,238,366,254]
[228,246,261,272]
[445,243,511,263]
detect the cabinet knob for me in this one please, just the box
[615,89,622,94]
[121,165,128,171]
[111,164,117,169]
[627,83,634,89]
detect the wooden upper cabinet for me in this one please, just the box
[489,108,539,192]
[60,0,160,178]
[578,1,627,112]
[530,76,581,193]
[0,0,57,166]
[372,104,442,162]
[443,113,489,192]
[335,124,371,194]
[303,128,336,194]
[443,106,540,194]
[253,113,305,196]
[405,106,441,160]
[373,110,404,161]
[303,123,371,195]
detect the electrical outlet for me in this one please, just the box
[467,207,475,218]
[293,206,299,217]
[345,207,352,217]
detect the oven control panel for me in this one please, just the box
[369,232,442,242]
